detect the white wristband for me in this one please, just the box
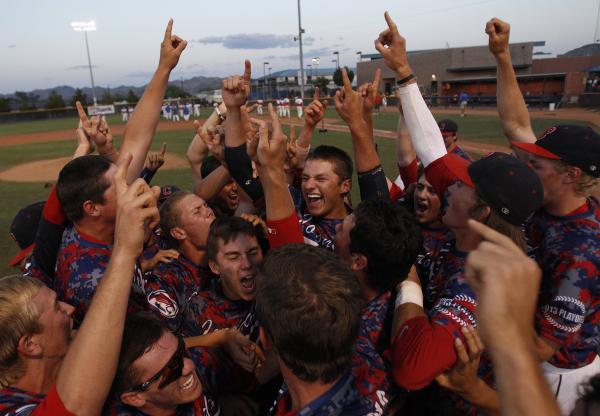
[398,82,447,167]
[395,280,424,308]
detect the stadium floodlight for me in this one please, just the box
[356,51,362,61]
[71,20,98,105]
[263,62,269,100]
[333,51,339,68]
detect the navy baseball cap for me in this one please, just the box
[158,185,181,207]
[512,125,600,178]
[443,152,543,225]
[438,119,458,134]
[9,201,45,267]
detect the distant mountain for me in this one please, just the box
[0,75,222,109]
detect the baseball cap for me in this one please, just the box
[158,185,181,207]
[443,152,543,225]
[438,119,458,134]
[9,201,45,267]
[511,125,600,178]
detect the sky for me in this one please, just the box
[1,0,599,94]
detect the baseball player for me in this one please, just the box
[282,96,290,117]
[256,98,264,114]
[294,96,303,118]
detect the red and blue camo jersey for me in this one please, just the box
[134,255,213,334]
[268,372,375,416]
[54,225,142,325]
[0,386,73,416]
[353,292,402,415]
[450,145,473,162]
[527,197,600,369]
[289,187,347,251]
[181,279,259,343]
[105,394,219,416]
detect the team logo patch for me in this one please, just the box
[147,290,179,318]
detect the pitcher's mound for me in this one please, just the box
[0,154,190,182]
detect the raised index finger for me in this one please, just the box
[164,18,173,42]
[384,11,398,31]
[243,60,252,84]
[342,68,352,92]
[313,87,320,101]
[372,68,382,92]
[160,142,167,156]
[75,101,88,123]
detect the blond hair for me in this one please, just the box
[0,276,43,387]
[551,160,599,197]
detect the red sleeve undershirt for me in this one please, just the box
[43,186,67,225]
[398,157,419,187]
[266,212,304,249]
[32,385,75,416]
[391,316,459,390]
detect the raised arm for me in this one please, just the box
[486,18,536,143]
[55,155,160,415]
[120,19,187,183]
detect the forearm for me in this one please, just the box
[224,109,246,147]
[398,82,446,167]
[298,124,315,148]
[348,120,380,173]
[73,144,92,159]
[185,329,230,349]
[456,379,501,416]
[194,166,232,200]
[56,247,136,416]
[121,66,170,183]
[259,169,296,221]
[495,52,536,143]
[395,112,417,167]
[490,334,560,416]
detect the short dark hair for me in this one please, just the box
[56,155,113,223]
[111,312,166,394]
[350,200,422,292]
[255,244,363,383]
[207,216,260,261]
[306,145,353,181]
[158,191,193,247]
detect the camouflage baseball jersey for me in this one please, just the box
[136,255,213,334]
[528,197,600,368]
[268,371,375,416]
[0,387,45,416]
[182,279,259,343]
[105,392,220,416]
[450,145,473,162]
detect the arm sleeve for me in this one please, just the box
[31,385,75,416]
[139,167,157,184]
[389,182,405,203]
[357,165,390,201]
[398,157,419,187]
[224,143,264,202]
[266,212,304,249]
[398,83,447,167]
[29,186,67,284]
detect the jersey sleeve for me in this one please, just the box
[141,268,185,332]
[398,158,419,187]
[266,212,304,249]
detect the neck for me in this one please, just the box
[357,272,379,303]
[544,193,587,217]
[75,218,114,244]
[138,403,178,416]
[179,242,208,267]
[280,361,339,411]
[324,201,349,220]
[12,357,62,395]
[452,226,482,252]
[446,142,457,153]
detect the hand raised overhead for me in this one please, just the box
[485,18,510,57]
[374,11,411,77]
[333,68,367,128]
[222,60,252,110]
[159,18,187,71]
[303,87,327,128]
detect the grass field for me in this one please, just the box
[0,110,590,276]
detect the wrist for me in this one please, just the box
[395,66,413,79]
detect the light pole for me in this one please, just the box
[71,20,98,105]
[263,62,269,100]
[307,64,312,83]
[333,51,340,68]
[356,51,362,62]
[294,0,306,99]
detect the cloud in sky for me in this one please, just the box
[264,47,338,61]
[65,65,99,71]
[7,44,16,48]
[195,33,315,49]
[125,71,154,78]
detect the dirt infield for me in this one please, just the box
[0,153,190,182]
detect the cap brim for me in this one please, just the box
[9,244,34,267]
[511,141,561,159]
[443,153,475,188]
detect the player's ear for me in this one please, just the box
[350,253,367,273]
[120,391,146,408]
[208,260,220,276]
[340,178,352,195]
[170,227,186,242]
[82,200,102,217]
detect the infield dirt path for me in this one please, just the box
[1,107,598,182]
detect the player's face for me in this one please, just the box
[132,331,202,408]
[413,174,442,226]
[100,164,119,223]
[521,153,563,207]
[176,194,215,248]
[441,181,478,229]
[442,132,457,150]
[211,234,263,301]
[215,179,240,212]
[334,213,355,264]
[33,286,75,359]
[301,159,350,218]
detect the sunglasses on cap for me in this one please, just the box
[130,336,190,391]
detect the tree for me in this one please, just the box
[45,90,66,109]
[71,88,88,106]
[14,91,38,111]
[333,66,355,87]
[0,98,11,113]
[165,84,190,99]
[100,89,114,105]
[126,89,139,103]
[314,77,330,95]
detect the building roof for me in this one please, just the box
[559,44,600,57]
[257,67,352,80]
[448,72,565,83]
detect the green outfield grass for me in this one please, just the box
[0,110,586,276]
